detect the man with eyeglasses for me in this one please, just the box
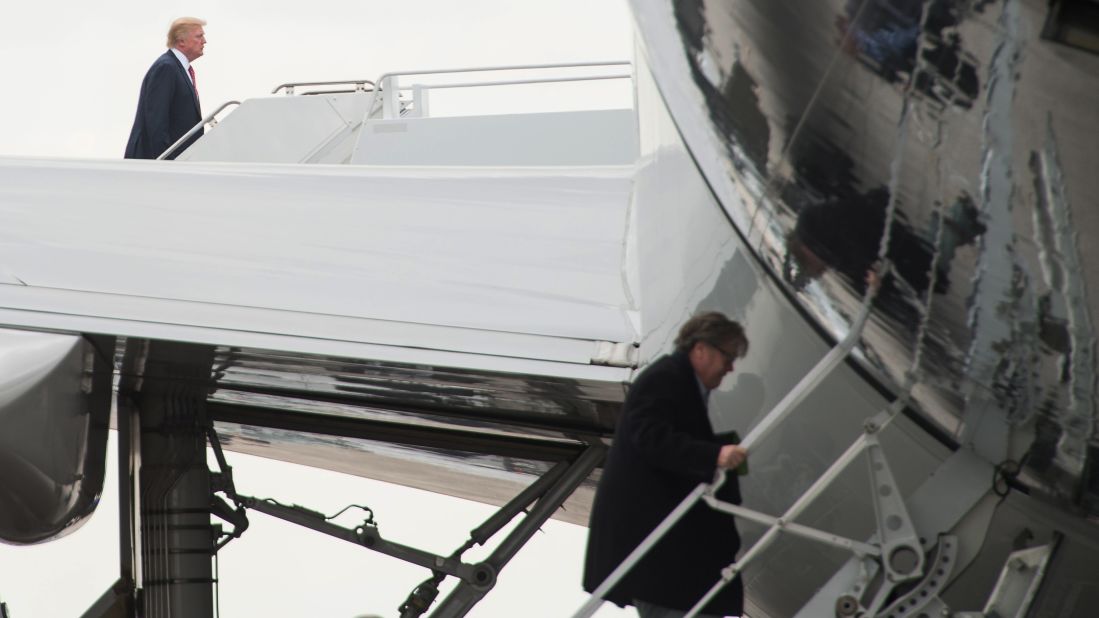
[583,311,750,618]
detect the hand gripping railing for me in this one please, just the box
[573,284,882,618]
[157,100,241,160]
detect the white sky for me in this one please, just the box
[0,437,629,617]
[0,1,635,616]
[2,0,634,159]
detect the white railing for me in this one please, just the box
[158,62,631,162]
[362,61,631,121]
[157,100,241,160]
[271,79,376,96]
[573,277,897,618]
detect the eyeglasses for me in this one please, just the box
[708,341,739,366]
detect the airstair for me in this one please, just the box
[161,61,636,166]
[573,272,1056,618]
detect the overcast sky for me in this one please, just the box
[0,1,634,616]
[0,438,630,617]
[2,0,633,159]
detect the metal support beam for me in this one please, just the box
[468,459,573,547]
[701,500,880,557]
[794,448,995,617]
[117,339,143,610]
[430,444,606,617]
[234,444,605,618]
[382,76,401,119]
[83,337,145,618]
[398,455,591,616]
[133,341,217,618]
[78,579,137,618]
[865,439,924,584]
[238,495,489,584]
[411,84,429,118]
[683,407,903,617]
[116,387,138,589]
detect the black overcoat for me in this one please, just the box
[125,50,203,160]
[583,351,743,615]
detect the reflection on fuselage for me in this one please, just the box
[663,0,1098,515]
[629,0,1099,614]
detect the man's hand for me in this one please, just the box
[717,444,748,470]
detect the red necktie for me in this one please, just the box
[188,65,199,101]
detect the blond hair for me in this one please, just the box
[166,17,206,48]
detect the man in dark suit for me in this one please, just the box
[584,312,750,617]
[125,17,207,160]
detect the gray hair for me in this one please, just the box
[673,311,748,357]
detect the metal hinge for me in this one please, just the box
[590,341,638,368]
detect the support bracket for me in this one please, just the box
[227,444,604,618]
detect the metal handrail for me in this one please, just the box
[156,100,241,161]
[372,60,629,83]
[363,61,631,120]
[393,73,631,91]
[297,89,370,96]
[346,61,631,160]
[271,79,376,95]
[573,275,883,618]
[159,62,629,160]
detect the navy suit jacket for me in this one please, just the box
[124,50,202,160]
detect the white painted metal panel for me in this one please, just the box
[351,110,639,166]
[0,158,637,375]
[178,94,371,163]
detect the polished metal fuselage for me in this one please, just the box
[631,0,1099,509]
[627,0,1099,613]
